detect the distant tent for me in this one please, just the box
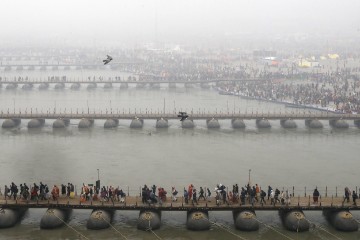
[298,59,311,68]
[328,54,339,59]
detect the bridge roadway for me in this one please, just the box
[0,196,359,211]
[1,112,360,120]
[0,78,265,84]
[0,62,143,67]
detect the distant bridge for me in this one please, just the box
[1,111,359,129]
[1,112,359,120]
[0,78,267,85]
[0,109,360,120]
[0,62,143,69]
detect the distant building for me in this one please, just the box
[327,54,340,59]
[253,50,277,59]
[298,59,320,68]
[260,57,279,66]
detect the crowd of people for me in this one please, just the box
[2,182,359,207]
[2,49,360,114]
[217,73,360,113]
[2,182,72,201]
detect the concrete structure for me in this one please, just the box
[206,118,220,128]
[280,119,297,128]
[355,120,360,128]
[0,208,27,228]
[130,118,143,128]
[155,118,168,128]
[40,208,72,229]
[5,83,18,90]
[87,209,114,230]
[22,83,33,90]
[169,83,176,89]
[324,210,358,232]
[1,195,360,232]
[78,118,94,128]
[305,119,323,128]
[70,83,80,90]
[28,118,45,128]
[329,119,349,129]
[0,112,359,131]
[104,119,119,128]
[279,209,309,232]
[233,210,259,231]
[137,210,161,230]
[38,83,49,90]
[186,211,210,231]
[52,118,70,128]
[103,83,113,89]
[120,83,128,89]
[54,83,65,90]
[87,83,97,90]
[256,119,271,128]
[182,119,195,128]
[2,118,21,128]
[231,118,246,128]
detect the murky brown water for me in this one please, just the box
[0,70,359,239]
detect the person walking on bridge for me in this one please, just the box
[267,186,272,200]
[207,188,211,202]
[313,188,320,204]
[192,188,198,205]
[198,187,206,201]
[51,185,59,201]
[260,190,266,204]
[4,185,10,199]
[342,187,351,204]
[188,184,193,201]
[352,191,358,205]
[184,188,189,204]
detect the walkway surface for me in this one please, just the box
[1,112,359,120]
[1,196,359,211]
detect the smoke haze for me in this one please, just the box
[1,0,359,48]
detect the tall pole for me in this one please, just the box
[97,169,99,181]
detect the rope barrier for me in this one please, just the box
[49,211,90,240]
[208,219,247,240]
[305,218,342,240]
[146,219,162,240]
[254,218,295,240]
[101,217,128,240]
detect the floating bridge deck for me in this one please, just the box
[1,196,359,211]
[1,112,360,120]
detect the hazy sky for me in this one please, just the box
[1,0,359,47]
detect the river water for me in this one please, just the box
[0,70,360,239]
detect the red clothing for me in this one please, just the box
[188,185,193,199]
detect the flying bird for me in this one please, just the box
[177,112,189,121]
[103,55,113,65]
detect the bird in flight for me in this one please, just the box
[103,55,113,65]
[177,112,189,121]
